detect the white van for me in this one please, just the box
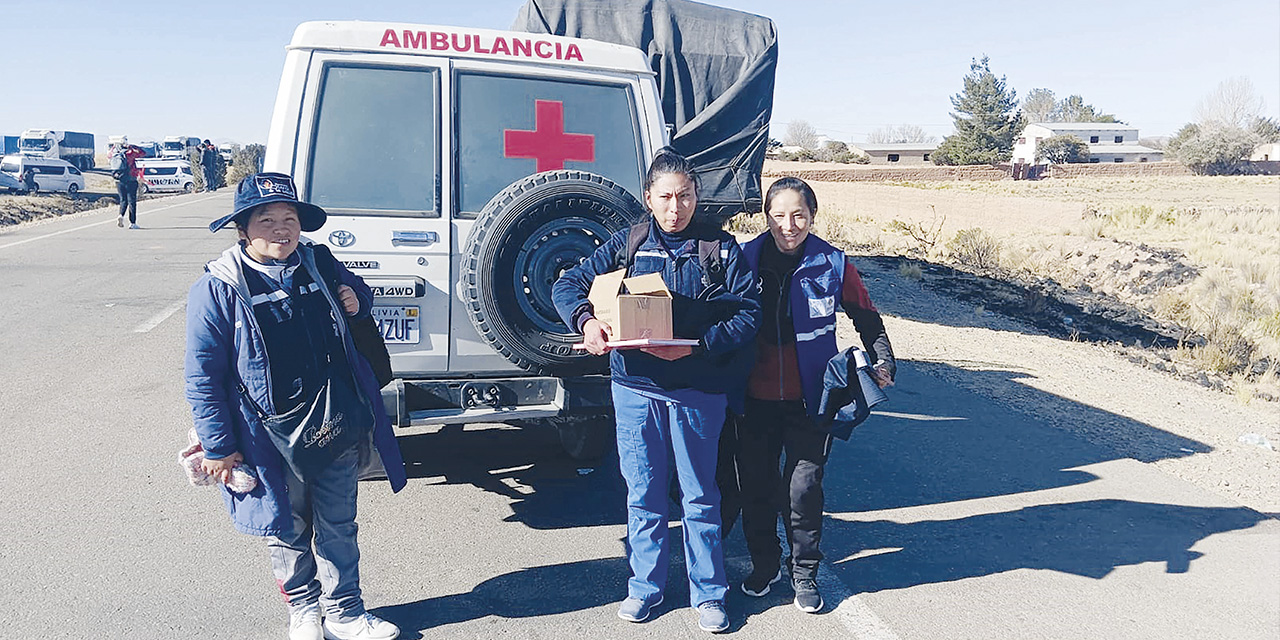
[136,158,196,193]
[0,154,86,195]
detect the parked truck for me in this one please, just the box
[18,129,96,170]
[162,136,202,158]
[2,135,18,155]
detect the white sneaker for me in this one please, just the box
[129,223,140,229]
[117,215,124,228]
[289,608,323,640]
[323,612,399,640]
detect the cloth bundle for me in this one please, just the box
[179,428,258,493]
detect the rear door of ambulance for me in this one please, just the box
[286,48,452,377]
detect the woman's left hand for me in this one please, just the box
[337,285,359,316]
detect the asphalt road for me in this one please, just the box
[0,193,1276,639]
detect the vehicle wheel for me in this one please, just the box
[139,183,150,195]
[184,183,194,193]
[462,170,645,375]
[67,183,79,196]
[547,414,615,461]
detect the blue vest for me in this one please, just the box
[742,233,845,416]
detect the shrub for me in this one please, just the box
[1035,134,1090,164]
[947,228,1002,270]
[1167,124,1261,175]
[227,144,266,185]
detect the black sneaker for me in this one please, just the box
[793,577,824,613]
[740,567,783,597]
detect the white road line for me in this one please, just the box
[772,520,901,639]
[133,299,186,333]
[818,561,901,640]
[0,194,221,250]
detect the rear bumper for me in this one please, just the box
[382,374,612,434]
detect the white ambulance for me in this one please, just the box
[262,7,775,457]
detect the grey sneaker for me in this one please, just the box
[617,594,663,622]
[740,566,783,597]
[129,223,140,229]
[696,600,729,633]
[288,607,323,640]
[322,612,399,640]
[117,215,124,228]
[793,577,824,613]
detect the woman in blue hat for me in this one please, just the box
[184,172,406,640]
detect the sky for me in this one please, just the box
[2,0,1277,149]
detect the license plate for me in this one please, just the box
[372,306,420,344]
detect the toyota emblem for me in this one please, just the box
[329,230,356,247]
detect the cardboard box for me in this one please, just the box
[587,270,673,341]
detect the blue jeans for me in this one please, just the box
[612,382,728,607]
[267,445,366,622]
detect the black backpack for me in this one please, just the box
[614,222,726,288]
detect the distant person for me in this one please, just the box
[112,141,146,229]
[201,139,219,192]
[21,167,36,194]
[551,149,761,634]
[185,173,406,640]
[735,177,895,613]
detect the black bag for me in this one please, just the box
[253,366,372,480]
[311,245,394,387]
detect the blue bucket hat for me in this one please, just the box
[209,172,327,233]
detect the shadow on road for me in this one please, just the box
[385,359,1262,629]
[372,557,629,637]
[825,499,1266,594]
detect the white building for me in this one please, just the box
[1251,142,1280,161]
[849,142,938,165]
[1012,123,1163,165]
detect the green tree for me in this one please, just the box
[1035,134,1090,164]
[932,56,1024,165]
[1251,117,1280,143]
[1022,88,1058,123]
[1056,94,1118,123]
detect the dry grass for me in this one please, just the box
[759,165,1280,399]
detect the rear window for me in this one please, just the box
[0,162,17,173]
[455,72,643,217]
[307,64,440,216]
[144,166,178,175]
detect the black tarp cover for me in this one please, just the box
[513,0,776,220]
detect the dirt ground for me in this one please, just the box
[844,256,1280,515]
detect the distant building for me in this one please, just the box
[850,142,938,165]
[1251,142,1280,161]
[1013,123,1163,165]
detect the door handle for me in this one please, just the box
[391,230,439,246]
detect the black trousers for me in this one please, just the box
[117,179,138,223]
[737,397,833,580]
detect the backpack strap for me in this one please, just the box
[614,222,651,273]
[698,237,725,288]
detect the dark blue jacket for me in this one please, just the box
[184,241,406,537]
[552,220,761,406]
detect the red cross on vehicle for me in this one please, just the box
[504,100,596,172]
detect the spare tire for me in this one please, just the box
[462,170,645,375]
